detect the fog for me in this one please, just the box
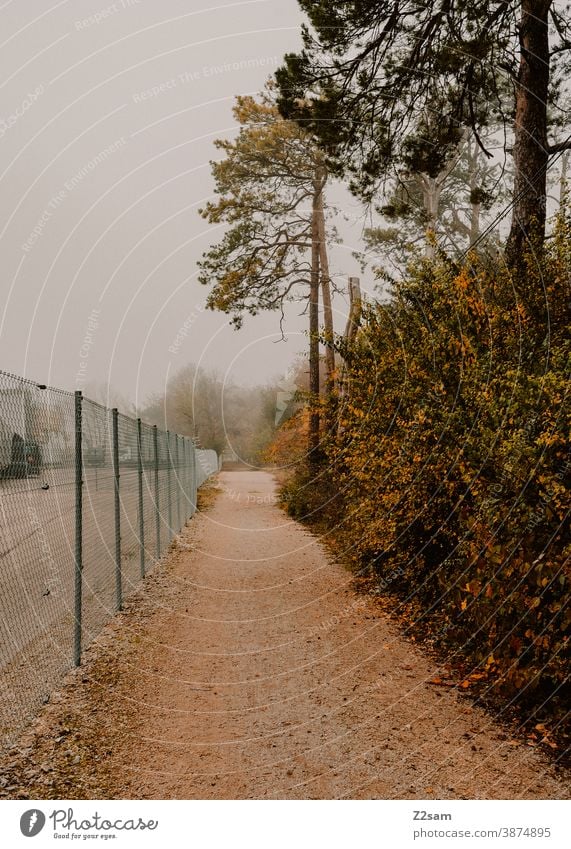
[0,0,368,408]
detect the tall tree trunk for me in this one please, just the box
[468,139,481,247]
[337,276,362,436]
[308,184,321,460]
[423,176,441,259]
[470,201,481,247]
[315,166,336,390]
[559,151,568,210]
[506,0,551,267]
[344,276,362,343]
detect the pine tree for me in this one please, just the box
[198,90,336,456]
[276,1,571,268]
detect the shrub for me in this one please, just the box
[276,234,570,726]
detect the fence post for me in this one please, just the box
[188,439,196,516]
[180,438,185,521]
[112,408,122,611]
[184,439,190,520]
[192,441,198,515]
[175,435,182,531]
[73,391,83,667]
[153,425,160,558]
[137,418,145,578]
[188,440,194,518]
[166,430,173,541]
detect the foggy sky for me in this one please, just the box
[0,0,368,409]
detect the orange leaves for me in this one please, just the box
[463,579,481,597]
[430,671,488,691]
[284,251,571,750]
[454,269,470,293]
[533,724,558,750]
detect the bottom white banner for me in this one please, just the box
[0,799,569,848]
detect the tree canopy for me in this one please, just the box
[276,0,571,264]
[198,89,339,455]
[198,92,326,327]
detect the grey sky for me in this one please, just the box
[0,0,368,409]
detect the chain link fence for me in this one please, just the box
[0,370,218,752]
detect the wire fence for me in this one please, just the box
[0,370,218,751]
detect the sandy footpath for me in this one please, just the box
[0,471,567,800]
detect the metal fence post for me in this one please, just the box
[137,418,145,578]
[73,391,83,667]
[153,425,160,558]
[112,408,122,611]
[195,443,199,512]
[181,437,185,523]
[191,441,197,515]
[166,430,173,541]
[175,435,182,531]
[190,441,195,516]
[188,439,194,517]
[184,438,190,521]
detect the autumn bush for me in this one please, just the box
[264,405,341,522]
[277,224,570,729]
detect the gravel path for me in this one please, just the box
[1,470,568,800]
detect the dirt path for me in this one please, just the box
[2,471,568,800]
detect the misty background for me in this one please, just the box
[0,0,368,421]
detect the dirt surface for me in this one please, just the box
[1,470,568,800]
